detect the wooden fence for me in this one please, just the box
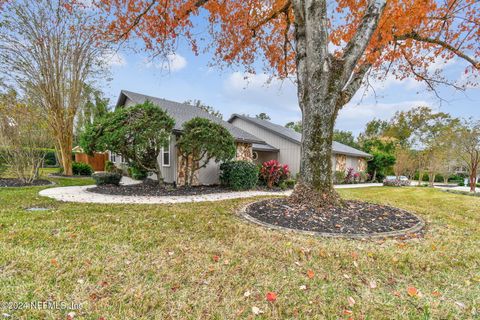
[75,152,108,171]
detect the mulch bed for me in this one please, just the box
[88,182,289,197]
[88,183,236,197]
[0,178,53,187]
[245,198,423,237]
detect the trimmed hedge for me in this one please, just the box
[92,172,122,186]
[72,162,93,176]
[128,166,148,180]
[220,161,258,191]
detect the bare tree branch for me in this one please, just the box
[395,32,479,70]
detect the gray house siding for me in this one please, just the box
[230,117,368,176]
[230,117,302,176]
[156,134,177,183]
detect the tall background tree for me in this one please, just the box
[184,100,223,119]
[0,0,111,175]
[455,119,480,193]
[95,0,477,208]
[75,85,110,144]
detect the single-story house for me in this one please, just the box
[227,114,371,176]
[113,90,371,185]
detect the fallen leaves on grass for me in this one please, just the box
[266,292,277,302]
[431,291,442,297]
[347,296,356,307]
[407,286,419,297]
[251,306,263,315]
[369,280,377,289]
[213,255,220,262]
[306,269,315,279]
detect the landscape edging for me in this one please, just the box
[238,201,426,239]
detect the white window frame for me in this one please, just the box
[161,138,171,167]
[110,152,116,163]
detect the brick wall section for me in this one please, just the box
[335,154,346,171]
[236,142,253,161]
[357,158,367,172]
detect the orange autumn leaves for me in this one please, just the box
[95,0,478,83]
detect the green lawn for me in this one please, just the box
[0,177,479,319]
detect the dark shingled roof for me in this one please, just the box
[116,90,264,144]
[228,114,371,158]
[252,143,279,152]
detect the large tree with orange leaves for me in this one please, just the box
[97,0,478,208]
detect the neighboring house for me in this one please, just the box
[115,90,263,185]
[114,90,371,185]
[227,114,371,176]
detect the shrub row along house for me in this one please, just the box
[113,90,371,185]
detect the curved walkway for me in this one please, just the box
[39,182,382,204]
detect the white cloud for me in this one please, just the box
[102,50,127,67]
[223,72,298,113]
[144,54,187,72]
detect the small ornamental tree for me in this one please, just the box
[361,138,396,182]
[177,117,236,187]
[80,101,175,185]
[0,91,52,183]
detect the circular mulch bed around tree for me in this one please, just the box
[240,199,425,239]
[0,178,54,188]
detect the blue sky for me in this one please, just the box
[102,46,479,136]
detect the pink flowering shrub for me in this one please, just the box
[342,168,369,184]
[259,160,290,188]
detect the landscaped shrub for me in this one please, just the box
[334,170,346,184]
[220,161,258,190]
[72,162,93,176]
[344,167,355,184]
[285,179,296,189]
[383,179,411,187]
[104,161,115,172]
[92,172,122,186]
[259,160,290,188]
[44,149,58,166]
[128,165,148,180]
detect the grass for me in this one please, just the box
[0,178,479,319]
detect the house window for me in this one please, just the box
[110,152,116,163]
[162,140,170,167]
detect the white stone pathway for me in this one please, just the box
[39,181,383,204]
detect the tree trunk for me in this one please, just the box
[417,170,424,186]
[155,159,164,186]
[372,169,377,182]
[56,135,73,176]
[289,99,341,207]
[470,167,477,193]
[429,172,435,187]
[287,0,386,209]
